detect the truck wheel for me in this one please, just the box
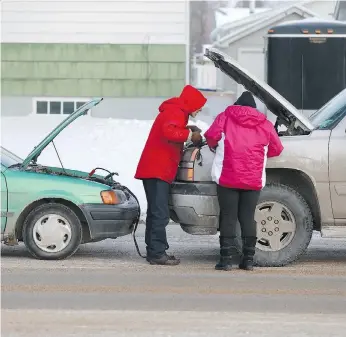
[22,203,82,260]
[254,184,313,267]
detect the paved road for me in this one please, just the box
[2,225,346,337]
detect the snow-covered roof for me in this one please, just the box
[212,3,321,46]
[211,7,276,42]
[215,7,271,28]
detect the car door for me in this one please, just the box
[1,166,8,233]
[329,115,346,220]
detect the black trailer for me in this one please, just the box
[266,18,346,115]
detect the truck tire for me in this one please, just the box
[23,203,82,260]
[254,184,313,267]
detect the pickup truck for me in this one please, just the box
[169,48,346,267]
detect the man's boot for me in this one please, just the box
[239,237,257,271]
[146,253,180,266]
[215,237,237,271]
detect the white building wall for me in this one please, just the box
[219,12,309,94]
[302,0,337,19]
[1,0,188,44]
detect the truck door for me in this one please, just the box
[329,115,346,220]
[1,169,8,233]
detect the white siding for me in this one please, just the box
[302,1,337,20]
[237,48,266,112]
[192,63,217,90]
[1,0,188,44]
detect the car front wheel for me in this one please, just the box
[23,203,82,260]
[254,184,313,267]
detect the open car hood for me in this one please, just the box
[205,48,314,131]
[22,98,103,168]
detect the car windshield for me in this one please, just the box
[309,89,346,130]
[1,146,23,168]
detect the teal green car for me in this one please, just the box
[1,98,140,260]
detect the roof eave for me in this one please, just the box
[211,9,274,42]
[215,5,318,47]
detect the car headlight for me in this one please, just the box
[100,190,126,205]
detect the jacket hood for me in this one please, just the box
[159,85,207,114]
[226,105,266,128]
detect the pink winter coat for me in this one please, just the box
[204,105,284,191]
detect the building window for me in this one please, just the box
[34,98,90,115]
[63,102,74,114]
[337,1,346,21]
[36,101,48,114]
[50,101,61,114]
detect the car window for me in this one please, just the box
[1,147,23,168]
[309,89,346,130]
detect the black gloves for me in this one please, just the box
[187,125,202,133]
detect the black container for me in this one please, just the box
[267,19,346,111]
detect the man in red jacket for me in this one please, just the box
[135,85,207,265]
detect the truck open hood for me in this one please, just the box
[205,48,314,131]
[22,98,103,168]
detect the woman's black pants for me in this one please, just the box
[217,185,260,239]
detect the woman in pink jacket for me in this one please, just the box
[204,91,284,271]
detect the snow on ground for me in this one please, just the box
[1,114,210,213]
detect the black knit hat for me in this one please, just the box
[234,91,256,108]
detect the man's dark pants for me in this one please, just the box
[142,178,170,258]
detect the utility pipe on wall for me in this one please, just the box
[249,0,256,14]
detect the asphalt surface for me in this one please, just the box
[2,224,346,337]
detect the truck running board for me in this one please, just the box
[321,225,346,238]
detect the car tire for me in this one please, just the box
[22,203,82,260]
[254,184,313,267]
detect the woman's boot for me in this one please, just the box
[239,237,257,271]
[215,236,237,271]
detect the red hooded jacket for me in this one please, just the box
[204,105,284,190]
[135,85,207,183]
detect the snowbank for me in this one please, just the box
[1,115,210,214]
